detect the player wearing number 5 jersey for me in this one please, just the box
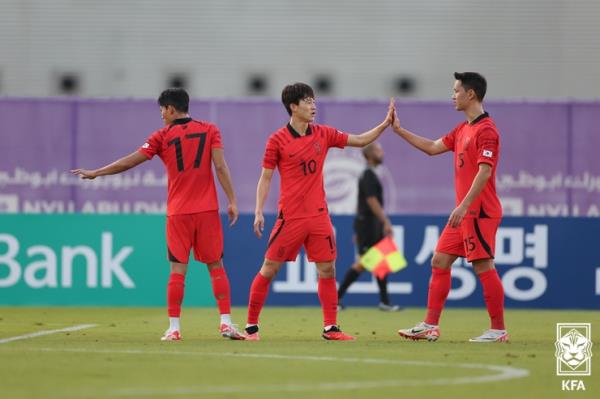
[393,72,508,343]
[71,88,245,341]
[245,82,395,341]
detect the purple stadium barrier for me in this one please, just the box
[1,98,598,217]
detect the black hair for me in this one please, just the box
[157,88,189,113]
[454,72,487,102]
[281,82,315,116]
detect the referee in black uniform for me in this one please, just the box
[337,142,401,311]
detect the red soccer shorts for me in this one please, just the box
[166,211,223,264]
[435,218,501,262]
[265,213,336,262]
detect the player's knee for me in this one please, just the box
[431,254,451,269]
[260,260,281,279]
[170,262,188,275]
[317,262,336,278]
[472,259,494,274]
[206,259,224,271]
[319,270,335,278]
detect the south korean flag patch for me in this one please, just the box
[482,149,493,158]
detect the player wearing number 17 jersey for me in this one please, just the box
[245,82,395,341]
[71,88,244,341]
[393,72,508,343]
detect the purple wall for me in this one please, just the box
[1,98,598,217]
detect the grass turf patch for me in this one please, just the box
[0,307,598,399]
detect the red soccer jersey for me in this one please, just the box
[441,112,502,218]
[138,117,223,216]
[263,123,349,220]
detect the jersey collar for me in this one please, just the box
[469,112,489,125]
[171,117,192,125]
[287,123,312,138]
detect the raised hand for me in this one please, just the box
[384,97,395,126]
[392,108,402,134]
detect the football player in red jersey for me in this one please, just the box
[245,82,395,341]
[71,88,245,341]
[393,72,508,343]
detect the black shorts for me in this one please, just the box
[353,218,383,255]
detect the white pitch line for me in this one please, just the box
[106,353,529,396]
[0,324,97,344]
[109,374,524,397]
[2,346,529,395]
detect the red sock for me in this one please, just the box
[167,273,185,317]
[318,277,338,327]
[424,267,451,325]
[247,273,271,325]
[478,269,505,330]
[209,266,231,315]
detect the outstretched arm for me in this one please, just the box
[346,98,395,147]
[253,168,274,238]
[391,109,449,156]
[448,163,493,227]
[212,148,238,226]
[71,151,148,179]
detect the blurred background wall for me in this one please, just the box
[1,0,599,99]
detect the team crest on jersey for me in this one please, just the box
[313,141,322,155]
[483,150,493,157]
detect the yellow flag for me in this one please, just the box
[360,237,407,279]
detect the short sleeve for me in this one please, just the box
[211,125,224,149]
[138,130,163,159]
[325,126,349,149]
[441,123,461,152]
[476,127,500,167]
[262,136,279,169]
[360,170,379,198]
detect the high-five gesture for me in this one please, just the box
[346,97,396,147]
[392,107,402,134]
[384,97,395,126]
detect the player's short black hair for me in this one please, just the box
[158,88,189,113]
[454,72,487,102]
[281,83,315,116]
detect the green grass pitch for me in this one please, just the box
[0,307,598,398]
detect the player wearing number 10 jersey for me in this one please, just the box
[71,88,245,341]
[245,82,395,341]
